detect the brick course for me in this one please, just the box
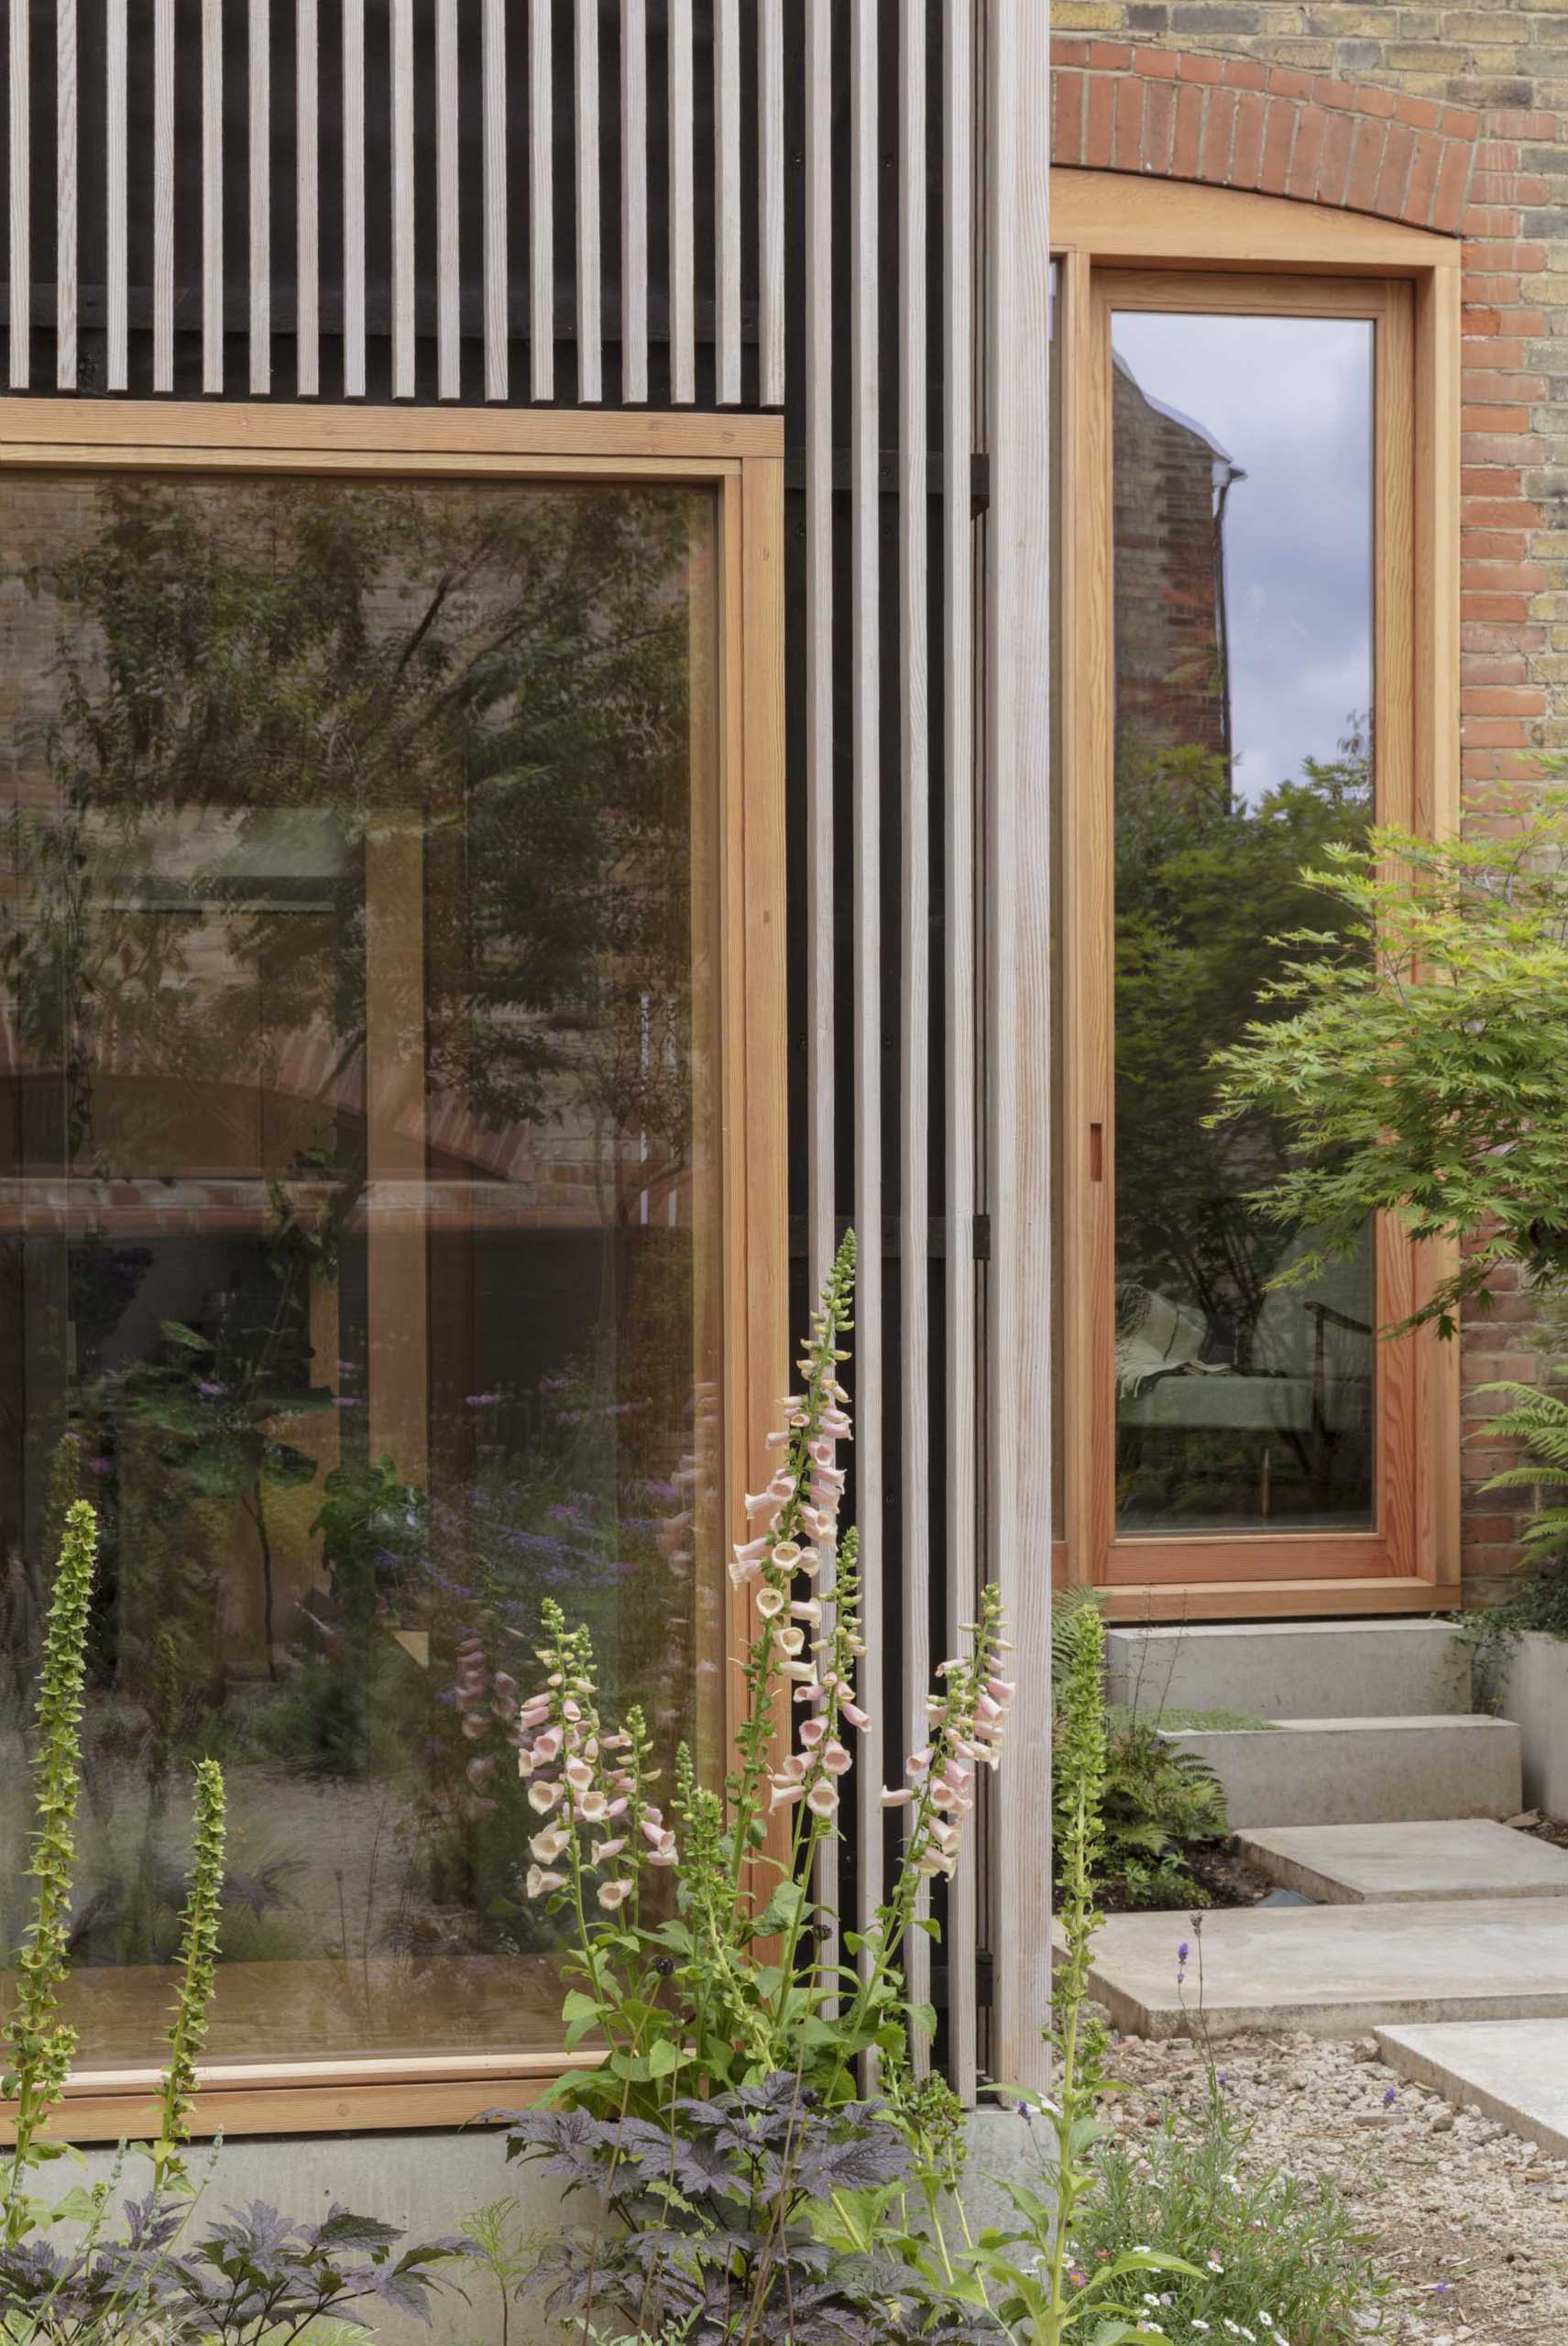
[1053,5,1568,1605]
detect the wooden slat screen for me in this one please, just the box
[0,0,1049,2099]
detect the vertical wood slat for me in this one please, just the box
[758,0,784,409]
[667,0,695,404]
[620,0,648,404]
[804,0,838,1978]
[154,0,173,390]
[715,0,740,405]
[482,0,508,401]
[8,0,27,389]
[106,0,127,389]
[530,0,554,401]
[391,0,416,399]
[850,0,884,1973]
[575,0,602,403]
[249,0,270,394]
[203,0,223,394]
[435,0,460,399]
[898,0,931,2075]
[342,0,366,397]
[986,0,1054,2095]
[942,0,979,2106]
[56,0,76,389]
[297,0,319,396]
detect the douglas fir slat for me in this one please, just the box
[942,0,978,2105]
[715,0,740,405]
[574,0,601,404]
[249,0,270,394]
[391,0,415,400]
[850,0,883,1968]
[529,0,554,401]
[56,0,77,389]
[667,0,694,404]
[342,0,366,397]
[985,0,1054,2094]
[297,0,320,397]
[898,0,931,2072]
[758,0,784,409]
[482,0,507,401]
[8,0,27,390]
[435,0,459,400]
[620,0,648,405]
[203,0,223,394]
[154,0,174,390]
[804,0,837,1971]
[106,0,127,389]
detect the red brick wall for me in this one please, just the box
[1051,6,1568,1602]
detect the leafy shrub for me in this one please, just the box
[506,2076,967,2346]
[1076,2090,1387,2344]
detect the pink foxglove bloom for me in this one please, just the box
[597,1878,633,1911]
[526,1866,565,1898]
[783,1661,819,1684]
[577,1790,609,1823]
[532,1727,564,1763]
[799,1716,828,1749]
[530,1824,570,1861]
[806,1779,839,1818]
[565,1758,593,1791]
[527,1778,564,1814]
[791,1598,822,1624]
[755,1586,786,1619]
[729,1537,771,1585]
[776,1626,806,1658]
[821,1740,852,1777]
[769,1781,806,1811]
[880,1787,914,1809]
[645,1842,678,1867]
[839,1700,872,1732]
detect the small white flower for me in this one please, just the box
[597,1877,633,1911]
[525,1866,565,1898]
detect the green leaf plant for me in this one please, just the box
[494,1232,1018,2337]
[151,1754,227,2198]
[965,1599,1198,2345]
[1208,776,1568,1340]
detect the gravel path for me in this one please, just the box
[1104,2028,1568,2343]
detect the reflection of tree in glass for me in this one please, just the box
[1114,724,1373,1376]
[2,476,702,1181]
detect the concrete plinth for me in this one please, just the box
[1106,1620,1472,1721]
[1235,1819,1568,1904]
[1376,2021,1568,2160]
[1079,1898,1568,2040]
[1163,1714,1521,1828]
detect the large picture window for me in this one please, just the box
[1052,174,1461,1617]
[0,411,784,2108]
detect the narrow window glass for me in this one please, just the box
[1110,311,1376,1536]
[0,474,722,2064]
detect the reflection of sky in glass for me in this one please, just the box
[1111,312,1374,806]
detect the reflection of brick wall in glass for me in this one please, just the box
[0,474,723,2066]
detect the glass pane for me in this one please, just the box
[1110,311,1376,1535]
[0,474,723,2065]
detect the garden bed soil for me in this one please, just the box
[1106,2025,1568,2342]
[1094,1836,1276,1916]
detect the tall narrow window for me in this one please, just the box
[0,467,736,2067]
[1111,309,1376,1536]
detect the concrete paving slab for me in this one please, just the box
[1376,2022,1568,2159]
[1164,1714,1521,1827]
[1235,1819,1568,1904]
[1080,1898,1568,2039]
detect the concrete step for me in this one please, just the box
[1076,1899,1568,2041]
[1235,1819,1568,1904]
[1107,1618,1472,1722]
[1376,2022,1568,2159]
[1162,1714,1521,1829]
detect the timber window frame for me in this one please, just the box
[0,397,787,2143]
[1051,170,1463,1624]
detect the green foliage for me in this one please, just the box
[2,1499,98,2242]
[967,1599,1196,2343]
[153,1756,227,2197]
[1077,2090,1387,2344]
[1211,777,1568,1336]
[1051,1599,1230,1912]
[1476,1376,1568,1571]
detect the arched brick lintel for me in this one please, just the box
[1050,38,1497,233]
